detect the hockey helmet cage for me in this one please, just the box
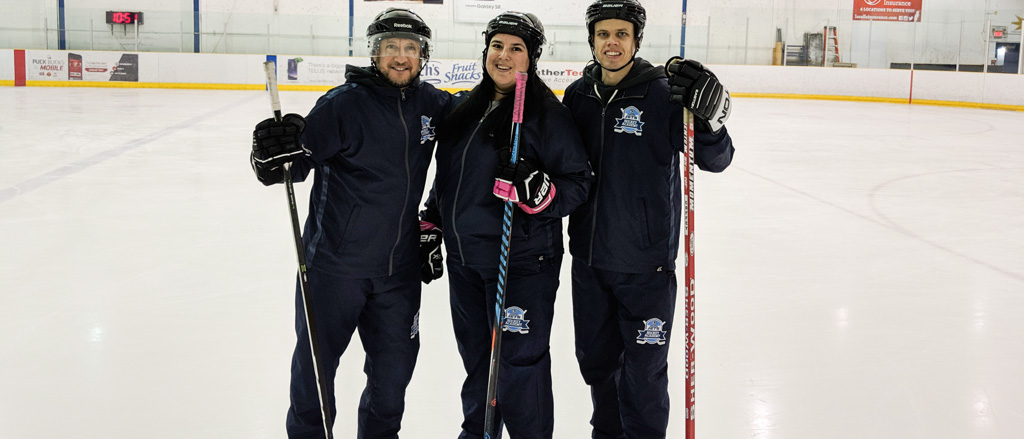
[366,8,432,61]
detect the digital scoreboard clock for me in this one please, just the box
[106,11,143,25]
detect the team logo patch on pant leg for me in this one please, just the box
[501,306,530,334]
[636,318,667,345]
[410,310,420,339]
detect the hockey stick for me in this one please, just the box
[682,108,696,439]
[263,61,334,439]
[483,71,528,439]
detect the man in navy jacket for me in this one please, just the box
[250,8,453,439]
[562,1,735,438]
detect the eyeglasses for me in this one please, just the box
[376,40,423,58]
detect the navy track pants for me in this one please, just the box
[447,255,561,439]
[571,258,677,439]
[286,266,421,439]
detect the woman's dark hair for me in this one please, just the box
[436,39,558,147]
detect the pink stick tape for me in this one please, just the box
[512,72,528,123]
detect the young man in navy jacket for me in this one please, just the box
[562,1,735,438]
[250,8,453,439]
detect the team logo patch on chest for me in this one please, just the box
[636,318,668,345]
[501,306,530,334]
[614,106,645,137]
[420,115,436,144]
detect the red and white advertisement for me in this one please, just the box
[24,51,145,82]
[853,0,922,22]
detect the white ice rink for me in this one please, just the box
[1,86,1023,439]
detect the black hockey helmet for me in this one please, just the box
[483,11,547,65]
[366,8,432,62]
[585,0,646,47]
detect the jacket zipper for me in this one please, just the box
[451,115,488,266]
[588,86,618,265]
[390,91,412,276]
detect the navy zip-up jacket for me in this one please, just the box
[563,58,735,273]
[286,65,453,277]
[421,94,593,269]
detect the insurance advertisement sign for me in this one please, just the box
[853,0,922,22]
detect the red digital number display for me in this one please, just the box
[106,11,143,25]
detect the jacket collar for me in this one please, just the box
[345,64,422,99]
[579,57,664,102]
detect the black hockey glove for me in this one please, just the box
[419,221,443,284]
[492,151,556,214]
[666,57,731,134]
[250,113,307,184]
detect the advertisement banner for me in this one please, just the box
[272,57,582,93]
[280,56,348,86]
[26,53,67,80]
[421,59,483,89]
[535,62,586,92]
[420,59,584,93]
[853,0,922,22]
[109,54,139,82]
[453,0,588,26]
[25,51,145,82]
[68,53,82,80]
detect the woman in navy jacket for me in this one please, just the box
[419,11,592,439]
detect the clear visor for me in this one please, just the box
[368,33,430,59]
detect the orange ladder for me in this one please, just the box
[824,26,840,66]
